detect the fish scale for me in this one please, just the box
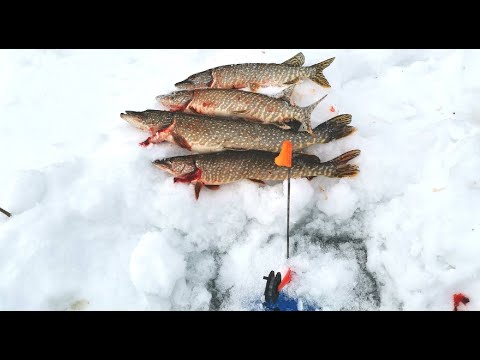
[158,87,321,131]
[190,89,299,123]
[212,64,310,89]
[153,150,361,199]
[197,151,331,183]
[175,52,335,91]
[120,110,355,153]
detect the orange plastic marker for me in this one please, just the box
[275,141,293,168]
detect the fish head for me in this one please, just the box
[120,110,174,132]
[153,157,196,177]
[175,70,213,90]
[156,91,194,110]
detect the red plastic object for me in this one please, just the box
[277,268,292,292]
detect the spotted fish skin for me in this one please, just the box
[212,64,312,90]
[120,110,355,153]
[175,52,335,91]
[157,88,324,133]
[153,150,360,186]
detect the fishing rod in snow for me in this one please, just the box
[260,140,317,311]
[261,141,295,310]
[275,140,293,259]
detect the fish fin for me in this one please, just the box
[294,153,321,163]
[331,164,359,178]
[281,52,305,67]
[308,57,335,88]
[205,185,220,190]
[139,132,165,147]
[300,94,328,134]
[285,120,302,131]
[139,123,174,147]
[249,83,260,92]
[188,105,201,114]
[306,176,316,181]
[249,179,266,185]
[275,84,296,103]
[330,150,360,165]
[302,94,328,117]
[174,168,202,183]
[273,123,293,130]
[139,137,153,147]
[171,133,192,151]
[232,109,248,114]
[301,123,314,135]
[194,183,203,200]
[313,114,356,143]
[325,150,361,178]
[284,77,300,85]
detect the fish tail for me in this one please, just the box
[308,57,335,88]
[313,114,356,143]
[301,94,328,133]
[276,84,296,102]
[324,150,361,178]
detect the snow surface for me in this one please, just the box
[1,49,479,310]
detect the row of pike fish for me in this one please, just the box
[120,52,361,199]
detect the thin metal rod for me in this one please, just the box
[0,207,12,218]
[287,168,291,259]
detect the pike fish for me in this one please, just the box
[120,110,355,153]
[156,86,326,134]
[175,52,334,91]
[153,149,361,199]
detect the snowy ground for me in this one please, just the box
[1,49,479,310]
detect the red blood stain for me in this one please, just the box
[329,105,336,113]
[174,168,202,183]
[202,101,214,108]
[139,138,151,147]
[140,125,173,147]
[453,293,470,311]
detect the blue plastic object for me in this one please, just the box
[262,292,318,311]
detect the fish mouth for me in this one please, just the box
[153,159,166,167]
[155,94,169,107]
[152,159,174,174]
[120,111,150,131]
[156,91,194,111]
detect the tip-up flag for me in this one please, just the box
[275,141,292,168]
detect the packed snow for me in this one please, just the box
[1,49,479,310]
